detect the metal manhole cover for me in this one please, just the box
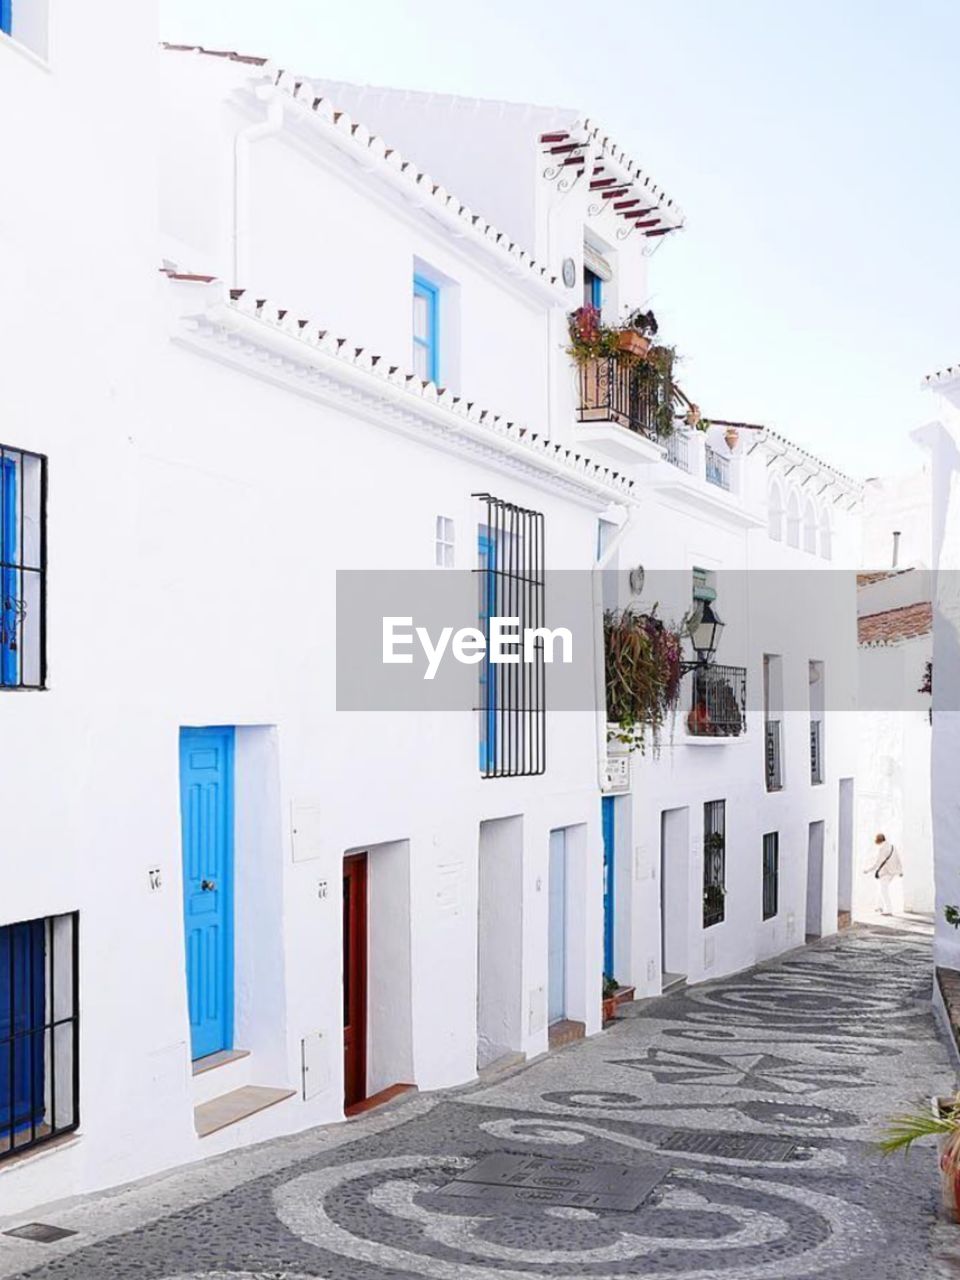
[3,1223,78,1243]
[657,1132,798,1162]
[436,1153,665,1211]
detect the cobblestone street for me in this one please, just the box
[1,923,955,1279]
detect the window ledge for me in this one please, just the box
[684,734,748,747]
[0,1131,80,1176]
[0,30,50,72]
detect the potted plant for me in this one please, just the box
[724,424,740,451]
[880,1095,960,1221]
[605,607,683,755]
[602,974,619,1023]
[618,307,659,359]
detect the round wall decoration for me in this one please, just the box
[561,257,577,289]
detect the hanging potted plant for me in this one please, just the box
[604,607,683,755]
[617,307,659,359]
[880,1094,960,1221]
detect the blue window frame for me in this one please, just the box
[1,456,18,686]
[478,530,498,773]
[0,1,11,36]
[413,274,439,384]
[584,267,603,311]
[602,796,616,977]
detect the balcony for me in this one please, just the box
[765,719,783,790]
[810,719,824,784]
[687,665,747,739]
[575,355,670,464]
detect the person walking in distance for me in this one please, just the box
[863,832,902,916]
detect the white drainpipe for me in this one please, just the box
[233,97,284,288]
[593,509,637,790]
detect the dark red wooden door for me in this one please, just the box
[343,853,368,1109]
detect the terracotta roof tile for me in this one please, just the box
[858,602,932,646]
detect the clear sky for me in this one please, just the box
[160,0,959,480]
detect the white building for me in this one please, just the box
[0,15,864,1216]
[917,367,960,970]
[854,469,934,917]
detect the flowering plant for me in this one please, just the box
[604,607,684,753]
[567,305,621,363]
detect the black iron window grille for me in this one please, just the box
[705,445,730,489]
[703,800,726,928]
[765,719,783,790]
[1,912,79,1162]
[0,444,46,690]
[688,664,747,737]
[474,493,546,778]
[810,719,824,784]
[577,356,669,441]
[762,831,779,920]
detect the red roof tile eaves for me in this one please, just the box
[858,601,932,645]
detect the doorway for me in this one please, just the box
[343,852,368,1109]
[548,829,568,1024]
[180,726,235,1062]
[806,820,825,939]
[660,808,690,985]
[837,780,854,928]
[477,818,523,1071]
[601,797,616,979]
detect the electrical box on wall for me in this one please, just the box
[603,751,630,793]
[301,1031,330,1100]
[291,800,325,862]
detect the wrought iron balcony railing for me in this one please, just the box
[577,355,669,441]
[705,445,730,490]
[665,430,690,471]
[810,719,824,784]
[765,719,783,790]
[687,664,747,737]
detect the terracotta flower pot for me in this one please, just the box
[936,1100,960,1221]
[617,329,652,359]
[724,426,740,451]
[602,996,618,1022]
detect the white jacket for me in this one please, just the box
[864,841,902,879]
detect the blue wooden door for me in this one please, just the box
[548,830,567,1024]
[0,920,45,1137]
[180,727,234,1061]
[602,797,615,978]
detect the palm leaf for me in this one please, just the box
[879,1100,960,1154]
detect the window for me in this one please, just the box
[703,800,726,927]
[583,267,603,310]
[475,493,545,778]
[0,444,46,689]
[763,655,784,791]
[413,275,439,384]
[809,660,825,784]
[0,1,10,36]
[762,832,779,920]
[435,516,455,568]
[1,912,79,1161]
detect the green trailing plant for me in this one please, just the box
[605,606,683,754]
[603,974,619,999]
[879,1095,960,1155]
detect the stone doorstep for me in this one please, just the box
[192,1049,251,1077]
[194,1086,295,1139]
[344,1083,416,1120]
[548,1019,586,1050]
[935,967,960,1074]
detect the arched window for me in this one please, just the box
[767,481,784,542]
[819,509,832,561]
[786,491,801,549]
[803,500,817,554]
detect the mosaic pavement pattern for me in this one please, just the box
[4,925,956,1279]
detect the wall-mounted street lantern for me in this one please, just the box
[679,598,725,674]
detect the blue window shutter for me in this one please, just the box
[0,1,11,35]
[477,530,497,772]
